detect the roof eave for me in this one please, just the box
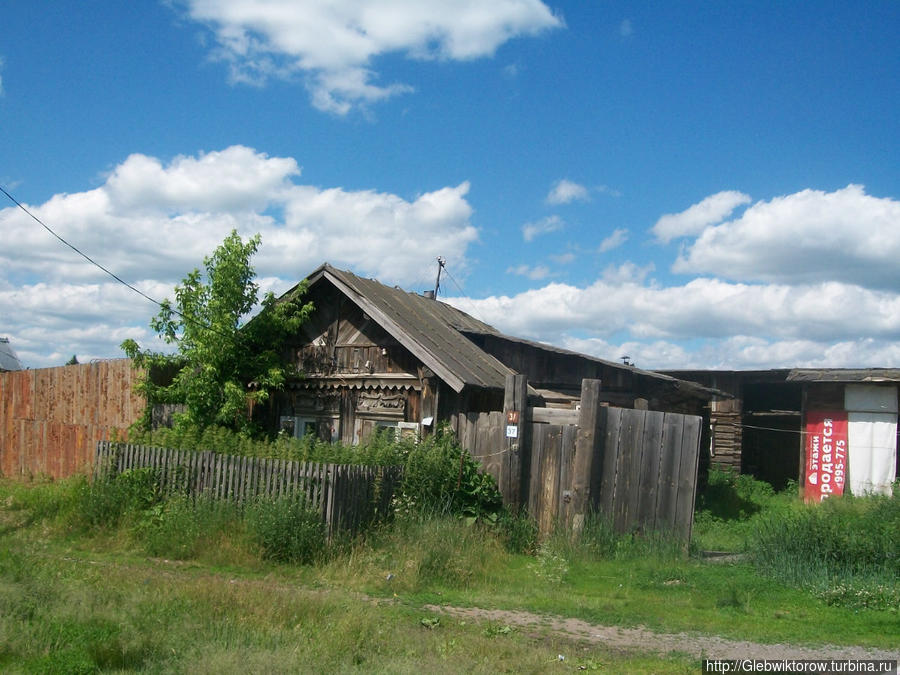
[320,267,469,393]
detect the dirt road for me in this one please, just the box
[425,603,900,662]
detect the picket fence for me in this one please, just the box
[95,441,402,533]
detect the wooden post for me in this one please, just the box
[571,379,602,534]
[798,384,808,499]
[503,373,528,510]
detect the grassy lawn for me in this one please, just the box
[310,518,898,649]
[0,530,696,673]
[0,469,897,673]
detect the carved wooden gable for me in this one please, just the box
[291,280,417,378]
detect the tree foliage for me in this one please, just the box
[122,230,312,433]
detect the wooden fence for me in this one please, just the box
[0,360,143,479]
[95,442,402,534]
[453,377,703,539]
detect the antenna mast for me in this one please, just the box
[433,256,446,298]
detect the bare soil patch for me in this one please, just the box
[425,604,900,662]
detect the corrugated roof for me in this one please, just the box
[0,337,24,371]
[787,368,900,383]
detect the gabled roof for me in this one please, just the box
[305,264,512,392]
[294,264,714,400]
[0,337,24,371]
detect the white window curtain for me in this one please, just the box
[845,385,897,496]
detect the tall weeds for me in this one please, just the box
[750,493,899,610]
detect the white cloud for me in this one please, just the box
[601,261,653,284]
[105,146,300,214]
[507,264,551,280]
[550,252,575,264]
[270,181,476,282]
[652,190,751,243]
[598,227,628,252]
[446,276,900,365]
[673,185,900,289]
[0,145,478,367]
[595,184,622,197]
[177,0,563,114]
[546,178,590,205]
[558,335,900,371]
[522,214,563,241]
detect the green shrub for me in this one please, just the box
[377,516,506,590]
[245,495,326,564]
[753,494,899,576]
[539,511,686,567]
[138,495,241,560]
[73,468,162,530]
[0,477,83,528]
[129,422,406,466]
[395,428,502,520]
[693,467,795,552]
[696,466,775,521]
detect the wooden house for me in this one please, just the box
[265,264,714,446]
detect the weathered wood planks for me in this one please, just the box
[95,441,401,534]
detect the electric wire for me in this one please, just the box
[1,184,243,344]
[441,264,467,297]
[719,421,898,451]
[437,259,494,326]
[1,184,164,309]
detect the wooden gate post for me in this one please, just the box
[571,379,602,534]
[503,373,528,510]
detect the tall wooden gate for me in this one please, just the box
[453,378,703,538]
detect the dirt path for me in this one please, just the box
[424,604,900,662]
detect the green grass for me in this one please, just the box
[692,467,900,615]
[1,471,898,673]
[0,525,697,674]
[692,466,791,552]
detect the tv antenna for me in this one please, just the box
[433,256,446,298]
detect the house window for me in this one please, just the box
[397,421,421,443]
[374,420,420,443]
[280,415,338,443]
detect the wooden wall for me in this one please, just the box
[0,360,143,479]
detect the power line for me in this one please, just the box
[1,184,164,309]
[441,263,467,297]
[436,259,494,327]
[0,184,235,343]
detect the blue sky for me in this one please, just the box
[2,1,900,370]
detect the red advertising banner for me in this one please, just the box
[804,410,848,502]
